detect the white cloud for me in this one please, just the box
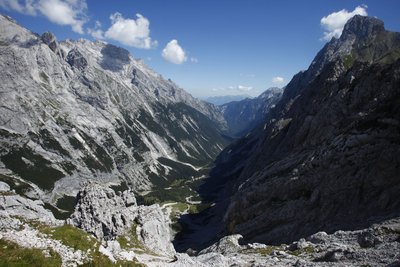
[162,39,187,64]
[104,13,156,49]
[38,0,87,34]
[190,57,198,63]
[272,76,285,85]
[237,85,253,92]
[0,0,36,15]
[0,0,87,33]
[227,85,253,92]
[87,20,104,39]
[320,5,368,41]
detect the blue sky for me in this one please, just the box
[1,1,399,98]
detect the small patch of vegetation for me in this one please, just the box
[343,54,354,69]
[38,129,71,158]
[80,253,145,267]
[0,174,32,195]
[0,238,62,267]
[110,181,129,193]
[117,223,143,250]
[1,146,64,190]
[56,196,76,212]
[187,203,212,214]
[60,162,76,175]
[39,71,50,84]
[288,246,315,256]
[242,245,281,256]
[27,222,144,266]
[0,128,21,138]
[78,130,114,173]
[43,203,72,220]
[68,136,84,150]
[40,224,98,252]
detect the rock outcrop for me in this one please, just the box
[66,48,88,70]
[68,182,175,256]
[164,217,400,267]
[0,184,61,227]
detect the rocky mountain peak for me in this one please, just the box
[41,32,57,47]
[341,15,385,40]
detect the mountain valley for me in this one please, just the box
[0,12,400,267]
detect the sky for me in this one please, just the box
[1,1,399,98]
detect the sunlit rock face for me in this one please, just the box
[0,14,228,205]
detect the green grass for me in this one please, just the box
[31,224,98,252]
[28,223,145,266]
[117,223,143,250]
[0,239,62,267]
[288,246,315,256]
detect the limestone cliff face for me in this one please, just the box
[0,15,228,205]
[207,15,400,244]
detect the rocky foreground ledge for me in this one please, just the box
[1,181,399,266]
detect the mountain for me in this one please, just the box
[220,87,283,137]
[204,94,251,105]
[201,15,400,245]
[1,14,400,267]
[0,15,228,208]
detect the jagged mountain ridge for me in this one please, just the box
[220,87,283,137]
[0,14,228,206]
[204,94,251,106]
[202,15,400,245]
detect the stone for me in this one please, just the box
[0,181,10,192]
[0,194,61,226]
[199,234,243,255]
[68,182,175,256]
[358,231,381,248]
[41,32,58,52]
[66,48,88,70]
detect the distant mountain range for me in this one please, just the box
[219,88,283,137]
[203,94,252,105]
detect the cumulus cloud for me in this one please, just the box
[162,39,187,64]
[104,13,156,49]
[0,0,36,15]
[320,5,368,41]
[87,20,104,39]
[38,0,87,33]
[0,0,88,33]
[272,76,285,85]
